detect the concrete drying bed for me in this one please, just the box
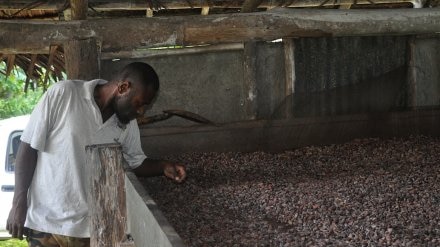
[140,135,440,246]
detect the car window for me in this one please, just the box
[6,131,23,173]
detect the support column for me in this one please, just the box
[70,0,88,20]
[283,38,296,118]
[64,38,100,80]
[86,144,133,247]
[407,36,440,108]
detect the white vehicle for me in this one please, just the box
[0,115,30,237]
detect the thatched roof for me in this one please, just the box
[0,47,65,91]
[0,0,437,91]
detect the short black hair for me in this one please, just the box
[114,62,159,91]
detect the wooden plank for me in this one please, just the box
[64,38,100,80]
[86,144,127,247]
[1,9,440,53]
[407,36,417,109]
[0,0,422,10]
[101,43,243,59]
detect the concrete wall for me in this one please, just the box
[101,50,247,126]
[101,35,440,127]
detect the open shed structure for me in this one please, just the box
[1,0,440,246]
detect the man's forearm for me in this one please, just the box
[13,142,38,204]
[133,158,166,177]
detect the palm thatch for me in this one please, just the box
[0,46,65,92]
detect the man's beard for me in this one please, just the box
[113,95,135,125]
[115,111,131,125]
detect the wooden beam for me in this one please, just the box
[64,38,100,80]
[101,43,243,59]
[0,0,421,10]
[1,8,439,53]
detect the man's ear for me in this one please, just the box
[117,81,131,94]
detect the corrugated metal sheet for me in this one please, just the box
[294,36,409,93]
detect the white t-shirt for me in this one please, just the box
[21,79,147,238]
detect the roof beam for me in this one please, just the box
[0,8,439,54]
[0,0,421,10]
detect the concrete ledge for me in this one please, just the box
[125,172,185,247]
[140,108,440,156]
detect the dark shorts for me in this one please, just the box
[26,228,90,247]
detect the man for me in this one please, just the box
[6,62,186,246]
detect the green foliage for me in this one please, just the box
[0,239,27,247]
[0,62,45,119]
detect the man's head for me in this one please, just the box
[111,62,159,124]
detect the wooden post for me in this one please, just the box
[407,36,417,109]
[64,0,99,80]
[24,54,38,92]
[43,45,57,91]
[241,0,261,120]
[241,0,264,12]
[70,0,88,20]
[243,41,258,120]
[283,38,295,118]
[86,144,130,247]
[406,36,440,109]
[64,38,100,80]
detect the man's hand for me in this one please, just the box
[6,199,28,240]
[134,158,187,182]
[163,162,186,183]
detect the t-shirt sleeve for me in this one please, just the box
[121,120,147,169]
[20,87,60,151]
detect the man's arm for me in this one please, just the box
[133,158,186,183]
[7,141,38,240]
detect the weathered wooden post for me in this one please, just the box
[86,143,131,247]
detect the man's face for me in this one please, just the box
[113,83,156,124]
